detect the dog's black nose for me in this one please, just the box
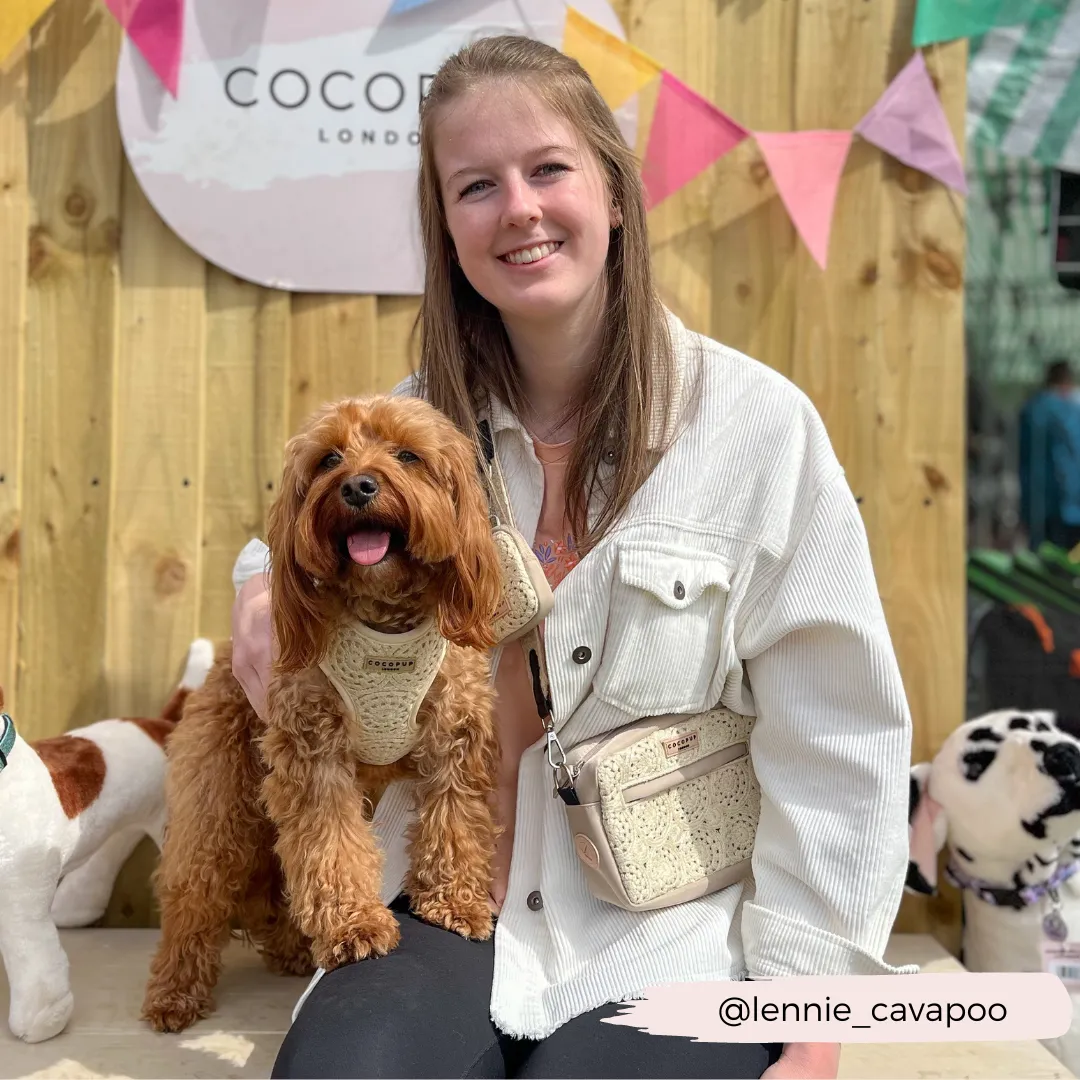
[341,474,379,509]
[1044,741,1080,783]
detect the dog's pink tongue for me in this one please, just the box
[347,529,391,565]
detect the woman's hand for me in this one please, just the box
[762,1043,841,1079]
[231,572,273,720]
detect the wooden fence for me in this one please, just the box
[0,0,966,939]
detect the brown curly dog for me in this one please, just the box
[142,395,504,1033]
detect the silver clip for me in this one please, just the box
[545,727,573,798]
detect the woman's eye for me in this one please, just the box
[458,179,488,198]
[395,449,421,464]
[319,451,343,471]
[537,162,569,178]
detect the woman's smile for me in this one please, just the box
[498,240,564,266]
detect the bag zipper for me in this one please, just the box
[620,740,749,805]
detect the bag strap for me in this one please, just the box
[476,417,576,800]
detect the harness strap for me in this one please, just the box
[476,417,570,801]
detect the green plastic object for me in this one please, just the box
[966,549,1080,614]
[966,561,1038,607]
[1012,551,1080,613]
[1038,542,1080,581]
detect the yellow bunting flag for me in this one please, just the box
[561,7,662,111]
[0,0,53,65]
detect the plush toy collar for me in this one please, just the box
[945,854,1079,911]
[0,713,15,774]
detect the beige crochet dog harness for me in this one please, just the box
[318,617,447,766]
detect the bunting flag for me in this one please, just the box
[1,0,992,274]
[561,7,662,111]
[966,0,1080,172]
[754,131,853,270]
[855,52,968,193]
[641,70,748,210]
[0,0,53,65]
[104,0,184,97]
[913,0,1067,47]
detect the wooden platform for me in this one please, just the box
[0,932,1071,1079]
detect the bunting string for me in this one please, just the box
[561,5,969,269]
[1,0,994,270]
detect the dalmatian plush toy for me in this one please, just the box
[0,639,213,1043]
[908,708,1080,1075]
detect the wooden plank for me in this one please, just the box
[787,1,890,605]
[0,41,29,713]
[19,0,122,739]
[101,167,207,928]
[103,161,206,719]
[626,0,799,359]
[289,295,378,435]
[870,12,968,952]
[198,269,289,639]
[706,1,800,375]
[622,0,716,338]
[376,295,420,393]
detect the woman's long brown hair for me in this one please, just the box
[414,34,675,553]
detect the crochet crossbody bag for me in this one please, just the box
[478,421,761,912]
[477,419,555,646]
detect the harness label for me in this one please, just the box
[364,657,417,674]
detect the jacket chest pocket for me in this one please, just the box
[593,542,733,717]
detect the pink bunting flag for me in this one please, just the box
[855,52,967,194]
[754,130,853,270]
[105,0,184,97]
[641,70,748,210]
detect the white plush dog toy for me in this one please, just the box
[0,638,214,1043]
[908,708,1080,1074]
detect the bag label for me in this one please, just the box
[662,731,699,757]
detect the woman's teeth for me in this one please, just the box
[502,241,560,265]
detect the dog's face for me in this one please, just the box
[926,710,1080,869]
[266,396,504,670]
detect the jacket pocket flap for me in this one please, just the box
[617,544,733,609]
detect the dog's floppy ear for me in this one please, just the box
[266,445,331,672]
[907,761,948,896]
[435,436,503,652]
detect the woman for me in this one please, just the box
[231,34,913,1080]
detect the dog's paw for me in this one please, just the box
[141,990,211,1034]
[313,905,401,969]
[411,891,494,941]
[261,945,316,978]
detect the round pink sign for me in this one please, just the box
[116,0,633,294]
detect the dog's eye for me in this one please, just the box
[319,451,343,471]
[395,449,421,464]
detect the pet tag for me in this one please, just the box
[1043,909,1070,942]
[1043,941,1080,987]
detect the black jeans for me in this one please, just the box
[272,897,782,1079]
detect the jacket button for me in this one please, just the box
[673,580,685,600]
[572,646,592,664]
[527,890,544,911]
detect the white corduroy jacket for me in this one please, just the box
[232,311,916,1039]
